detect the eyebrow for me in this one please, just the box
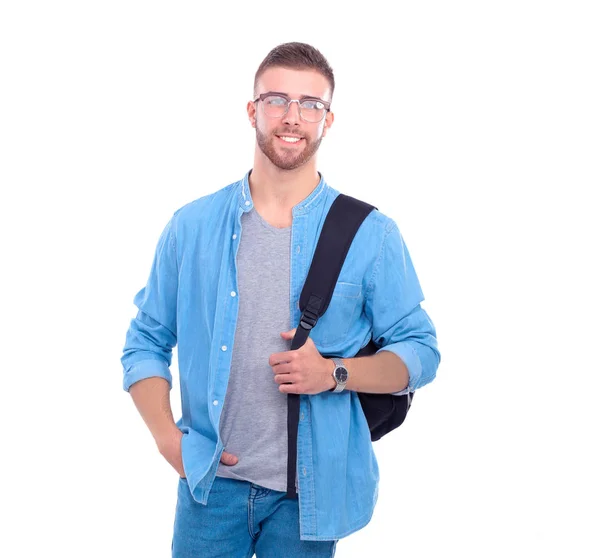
[264,91,325,101]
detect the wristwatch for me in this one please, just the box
[330,358,349,393]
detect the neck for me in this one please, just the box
[249,148,321,221]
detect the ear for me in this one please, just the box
[247,100,257,128]
[321,110,334,138]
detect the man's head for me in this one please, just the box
[248,42,335,171]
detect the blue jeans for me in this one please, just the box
[172,476,338,557]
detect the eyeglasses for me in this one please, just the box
[254,92,331,123]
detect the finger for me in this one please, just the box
[220,451,239,466]
[280,328,297,339]
[271,362,294,375]
[274,373,297,385]
[279,382,299,394]
[269,351,294,367]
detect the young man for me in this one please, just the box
[121,42,440,557]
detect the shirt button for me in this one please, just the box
[303,467,307,477]
[231,291,236,297]
[300,412,304,421]
[245,200,250,206]
[213,400,219,406]
[296,245,300,254]
[232,234,237,240]
[221,345,227,351]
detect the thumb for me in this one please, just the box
[220,451,238,466]
[280,328,297,339]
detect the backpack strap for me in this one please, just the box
[285,194,376,498]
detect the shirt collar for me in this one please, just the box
[238,169,328,216]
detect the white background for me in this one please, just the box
[1,1,599,557]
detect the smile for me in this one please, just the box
[277,135,304,144]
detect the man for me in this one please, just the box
[121,42,440,557]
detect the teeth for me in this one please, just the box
[280,136,301,143]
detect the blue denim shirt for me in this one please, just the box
[121,171,440,541]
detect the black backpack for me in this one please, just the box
[285,194,414,498]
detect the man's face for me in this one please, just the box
[248,67,334,171]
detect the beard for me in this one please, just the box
[256,127,323,171]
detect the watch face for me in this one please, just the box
[335,367,348,383]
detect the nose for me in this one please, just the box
[282,100,301,126]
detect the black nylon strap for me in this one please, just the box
[285,194,376,499]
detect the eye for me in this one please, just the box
[300,100,324,110]
[264,95,288,106]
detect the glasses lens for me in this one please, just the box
[262,95,288,117]
[300,99,326,122]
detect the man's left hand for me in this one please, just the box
[269,328,336,395]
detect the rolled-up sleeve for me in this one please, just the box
[121,216,178,392]
[364,220,440,393]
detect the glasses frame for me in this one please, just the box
[253,92,331,123]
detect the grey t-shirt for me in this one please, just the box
[215,208,292,492]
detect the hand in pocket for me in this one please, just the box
[220,450,238,466]
[157,429,186,478]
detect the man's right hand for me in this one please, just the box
[157,430,239,479]
[157,428,186,478]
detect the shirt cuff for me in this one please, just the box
[123,358,173,392]
[376,341,422,393]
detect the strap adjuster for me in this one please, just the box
[299,308,319,330]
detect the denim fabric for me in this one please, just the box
[172,476,337,557]
[121,171,440,540]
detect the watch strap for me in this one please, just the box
[331,358,347,393]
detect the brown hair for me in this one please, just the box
[254,42,335,99]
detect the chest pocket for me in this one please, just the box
[311,281,363,346]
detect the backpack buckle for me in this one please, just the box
[299,308,319,330]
